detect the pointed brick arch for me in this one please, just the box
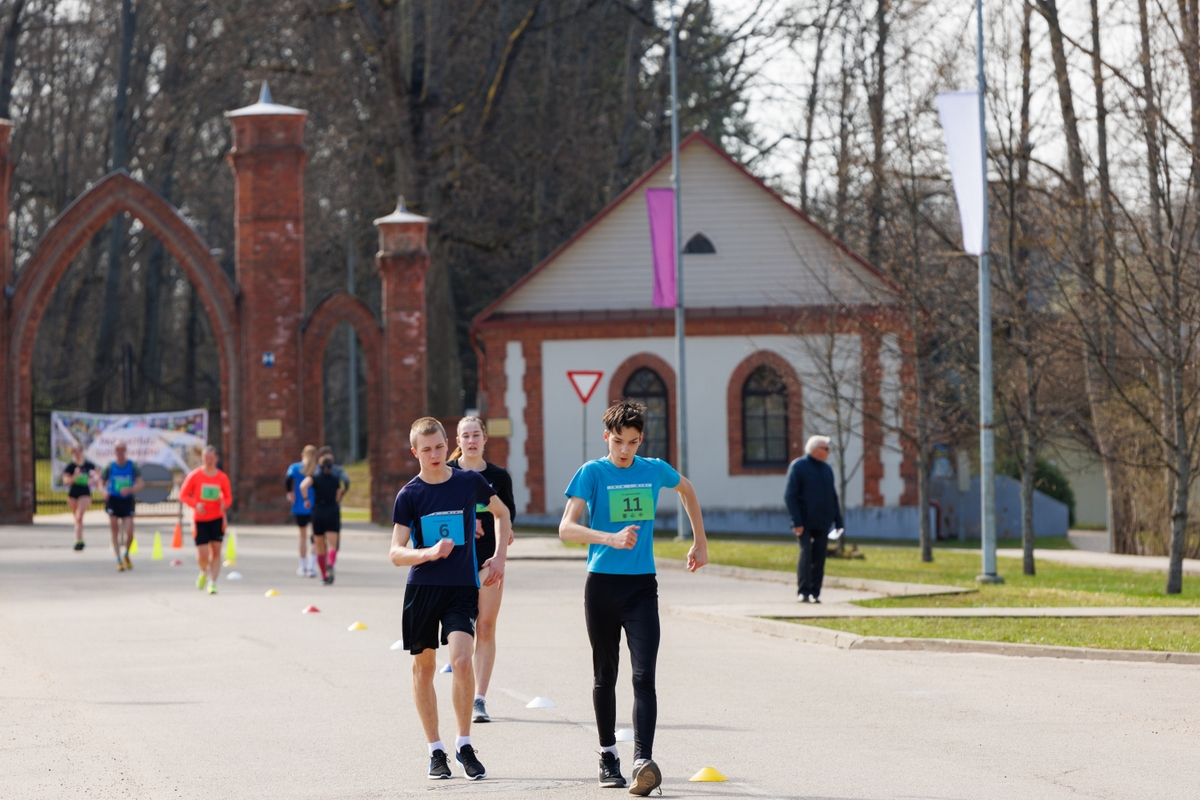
[5,170,239,519]
[301,291,386,516]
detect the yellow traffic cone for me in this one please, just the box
[128,536,139,556]
[264,589,280,597]
[689,767,728,782]
[223,528,237,567]
[348,621,368,631]
[151,531,163,561]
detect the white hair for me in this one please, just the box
[805,435,831,455]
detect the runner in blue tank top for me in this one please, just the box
[285,445,317,577]
[101,441,144,572]
[559,400,709,795]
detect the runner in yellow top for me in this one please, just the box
[179,446,233,594]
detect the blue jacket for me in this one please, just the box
[784,455,843,533]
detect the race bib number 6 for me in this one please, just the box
[421,511,465,547]
[608,485,654,522]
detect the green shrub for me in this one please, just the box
[998,457,1076,526]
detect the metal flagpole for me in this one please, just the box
[669,0,690,540]
[976,0,1001,583]
[347,236,359,463]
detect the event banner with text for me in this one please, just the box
[50,409,209,491]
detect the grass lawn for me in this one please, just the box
[797,616,1200,652]
[340,460,372,509]
[648,539,1200,607]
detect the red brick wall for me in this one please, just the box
[375,223,431,515]
[227,110,308,521]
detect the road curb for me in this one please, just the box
[655,557,968,597]
[669,606,1200,665]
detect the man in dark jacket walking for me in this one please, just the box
[784,435,843,603]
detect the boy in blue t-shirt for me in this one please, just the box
[559,400,708,795]
[390,417,513,782]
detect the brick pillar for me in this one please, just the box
[225,84,308,521]
[0,119,18,521]
[372,198,431,519]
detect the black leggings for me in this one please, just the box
[584,572,660,762]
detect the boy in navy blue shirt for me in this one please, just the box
[559,400,708,795]
[390,417,512,781]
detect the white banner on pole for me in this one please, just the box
[936,90,986,256]
[49,409,209,492]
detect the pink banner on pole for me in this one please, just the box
[646,188,676,308]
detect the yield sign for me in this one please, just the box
[567,371,604,404]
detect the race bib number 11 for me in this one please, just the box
[421,511,465,546]
[608,485,655,522]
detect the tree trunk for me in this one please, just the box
[87,0,135,412]
[799,3,835,214]
[866,0,887,265]
[0,0,27,119]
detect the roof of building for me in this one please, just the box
[472,133,894,327]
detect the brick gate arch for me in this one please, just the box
[301,291,387,514]
[6,170,239,518]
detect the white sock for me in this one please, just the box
[633,758,648,768]
[475,694,486,703]
[601,745,618,756]
[298,557,305,569]
[428,740,444,755]
[456,735,471,751]
[307,554,316,569]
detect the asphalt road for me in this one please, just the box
[2,521,1198,799]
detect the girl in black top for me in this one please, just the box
[300,450,349,585]
[61,445,97,551]
[447,415,516,723]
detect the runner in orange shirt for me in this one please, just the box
[180,446,233,595]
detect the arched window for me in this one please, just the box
[623,367,669,461]
[683,233,716,254]
[742,366,788,466]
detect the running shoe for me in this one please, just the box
[196,572,207,590]
[117,560,126,572]
[598,751,626,788]
[456,744,486,780]
[811,597,821,604]
[324,565,335,586]
[427,749,451,780]
[628,759,661,796]
[473,698,490,723]
[123,554,133,570]
[296,566,307,577]
[73,541,85,551]
[207,581,218,595]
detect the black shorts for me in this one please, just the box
[401,584,478,655]
[293,513,312,527]
[194,519,225,545]
[475,531,496,570]
[67,485,92,500]
[312,510,340,536]
[105,496,135,518]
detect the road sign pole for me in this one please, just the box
[581,402,587,467]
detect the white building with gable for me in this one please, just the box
[471,133,919,536]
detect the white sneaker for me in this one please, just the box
[297,566,307,577]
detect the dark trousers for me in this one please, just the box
[797,530,829,598]
[584,573,660,762]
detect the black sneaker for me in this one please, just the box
[73,541,85,551]
[599,751,626,788]
[812,596,821,604]
[457,744,486,780]
[473,697,491,723]
[628,759,661,796]
[427,749,451,780]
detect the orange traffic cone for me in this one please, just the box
[171,522,183,549]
